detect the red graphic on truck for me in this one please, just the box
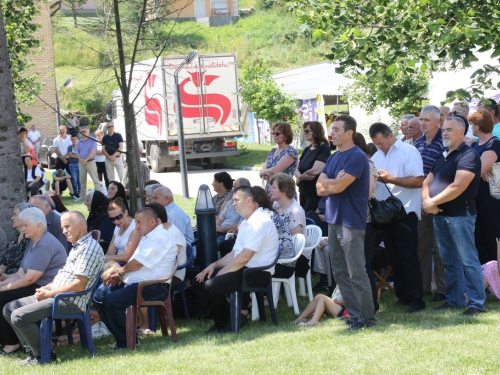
[174,71,232,125]
[144,73,163,135]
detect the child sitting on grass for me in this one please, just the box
[294,287,348,326]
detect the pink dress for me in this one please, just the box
[481,261,500,299]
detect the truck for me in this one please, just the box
[104,53,241,172]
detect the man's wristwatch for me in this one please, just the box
[117,269,125,277]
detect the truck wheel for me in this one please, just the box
[150,143,162,173]
[214,163,225,169]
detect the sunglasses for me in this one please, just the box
[106,125,114,128]
[304,129,312,134]
[109,213,124,222]
[272,132,283,136]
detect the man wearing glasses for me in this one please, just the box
[77,127,101,196]
[102,121,124,184]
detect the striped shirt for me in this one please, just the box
[20,232,67,286]
[51,233,104,311]
[414,129,446,177]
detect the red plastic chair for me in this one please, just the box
[125,256,180,350]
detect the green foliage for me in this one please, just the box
[287,0,500,106]
[2,0,41,122]
[240,63,297,124]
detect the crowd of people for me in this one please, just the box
[2,99,500,364]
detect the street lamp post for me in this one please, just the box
[55,78,73,130]
[174,50,198,199]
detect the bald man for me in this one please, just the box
[93,208,178,350]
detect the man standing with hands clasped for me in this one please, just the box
[102,121,124,184]
[421,116,486,315]
[316,115,375,330]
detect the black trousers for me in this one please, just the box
[55,159,70,174]
[26,180,44,196]
[219,238,236,258]
[382,212,424,306]
[299,192,321,213]
[96,161,109,187]
[192,267,270,329]
[474,196,500,264]
[0,284,40,345]
[364,222,379,312]
[273,264,295,279]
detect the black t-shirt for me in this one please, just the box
[102,132,124,156]
[471,136,500,197]
[429,143,481,216]
[298,143,331,194]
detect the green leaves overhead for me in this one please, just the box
[286,0,500,112]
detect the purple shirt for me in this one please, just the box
[77,138,97,160]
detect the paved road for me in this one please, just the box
[149,167,263,198]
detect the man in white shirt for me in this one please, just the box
[93,207,177,349]
[27,125,41,157]
[193,186,279,333]
[370,122,426,313]
[53,126,72,172]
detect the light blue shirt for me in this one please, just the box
[165,201,195,244]
[492,123,500,139]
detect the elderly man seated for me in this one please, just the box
[193,186,279,333]
[3,211,104,365]
[28,195,68,252]
[93,207,178,350]
[150,186,195,244]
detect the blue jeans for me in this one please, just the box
[93,282,169,348]
[433,213,486,310]
[68,163,81,196]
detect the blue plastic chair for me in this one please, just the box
[306,217,315,226]
[171,243,194,321]
[230,246,282,333]
[39,271,103,364]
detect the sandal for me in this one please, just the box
[240,307,252,328]
[136,328,154,335]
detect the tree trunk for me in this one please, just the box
[0,5,27,238]
[113,0,139,214]
[71,3,78,27]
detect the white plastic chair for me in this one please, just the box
[270,233,306,316]
[298,225,322,301]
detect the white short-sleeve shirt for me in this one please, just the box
[53,135,72,157]
[233,207,279,274]
[370,138,424,219]
[167,223,187,281]
[113,220,135,255]
[124,224,177,285]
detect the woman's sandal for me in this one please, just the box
[136,328,154,335]
[240,307,252,328]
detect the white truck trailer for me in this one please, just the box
[105,53,241,172]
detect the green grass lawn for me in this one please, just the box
[225,143,274,169]
[0,290,498,374]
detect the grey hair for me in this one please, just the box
[145,184,163,196]
[14,203,33,212]
[81,126,90,132]
[446,116,466,130]
[235,177,251,187]
[155,186,173,199]
[61,210,87,224]
[19,207,47,231]
[421,105,441,120]
[31,195,51,208]
[401,114,415,121]
[453,101,469,111]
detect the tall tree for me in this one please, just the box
[63,0,87,27]
[287,0,500,109]
[0,2,27,237]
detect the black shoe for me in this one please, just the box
[344,319,357,326]
[434,302,454,310]
[462,307,483,316]
[431,293,446,302]
[408,304,425,313]
[348,322,372,331]
[312,282,330,293]
[0,346,22,355]
[395,299,409,306]
[240,312,250,328]
[206,324,230,333]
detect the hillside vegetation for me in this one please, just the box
[52,3,332,122]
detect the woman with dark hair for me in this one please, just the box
[252,186,296,279]
[353,132,380,312]
[366,142,378,159]
[86,189,115,249]
[212,172,234,216]
[470,109,500,264]
[105,198,139,263]
[107,180,129,212]
[259,122,298,195]
[295,121,331,212]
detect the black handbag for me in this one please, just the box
[369,178,407,228]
